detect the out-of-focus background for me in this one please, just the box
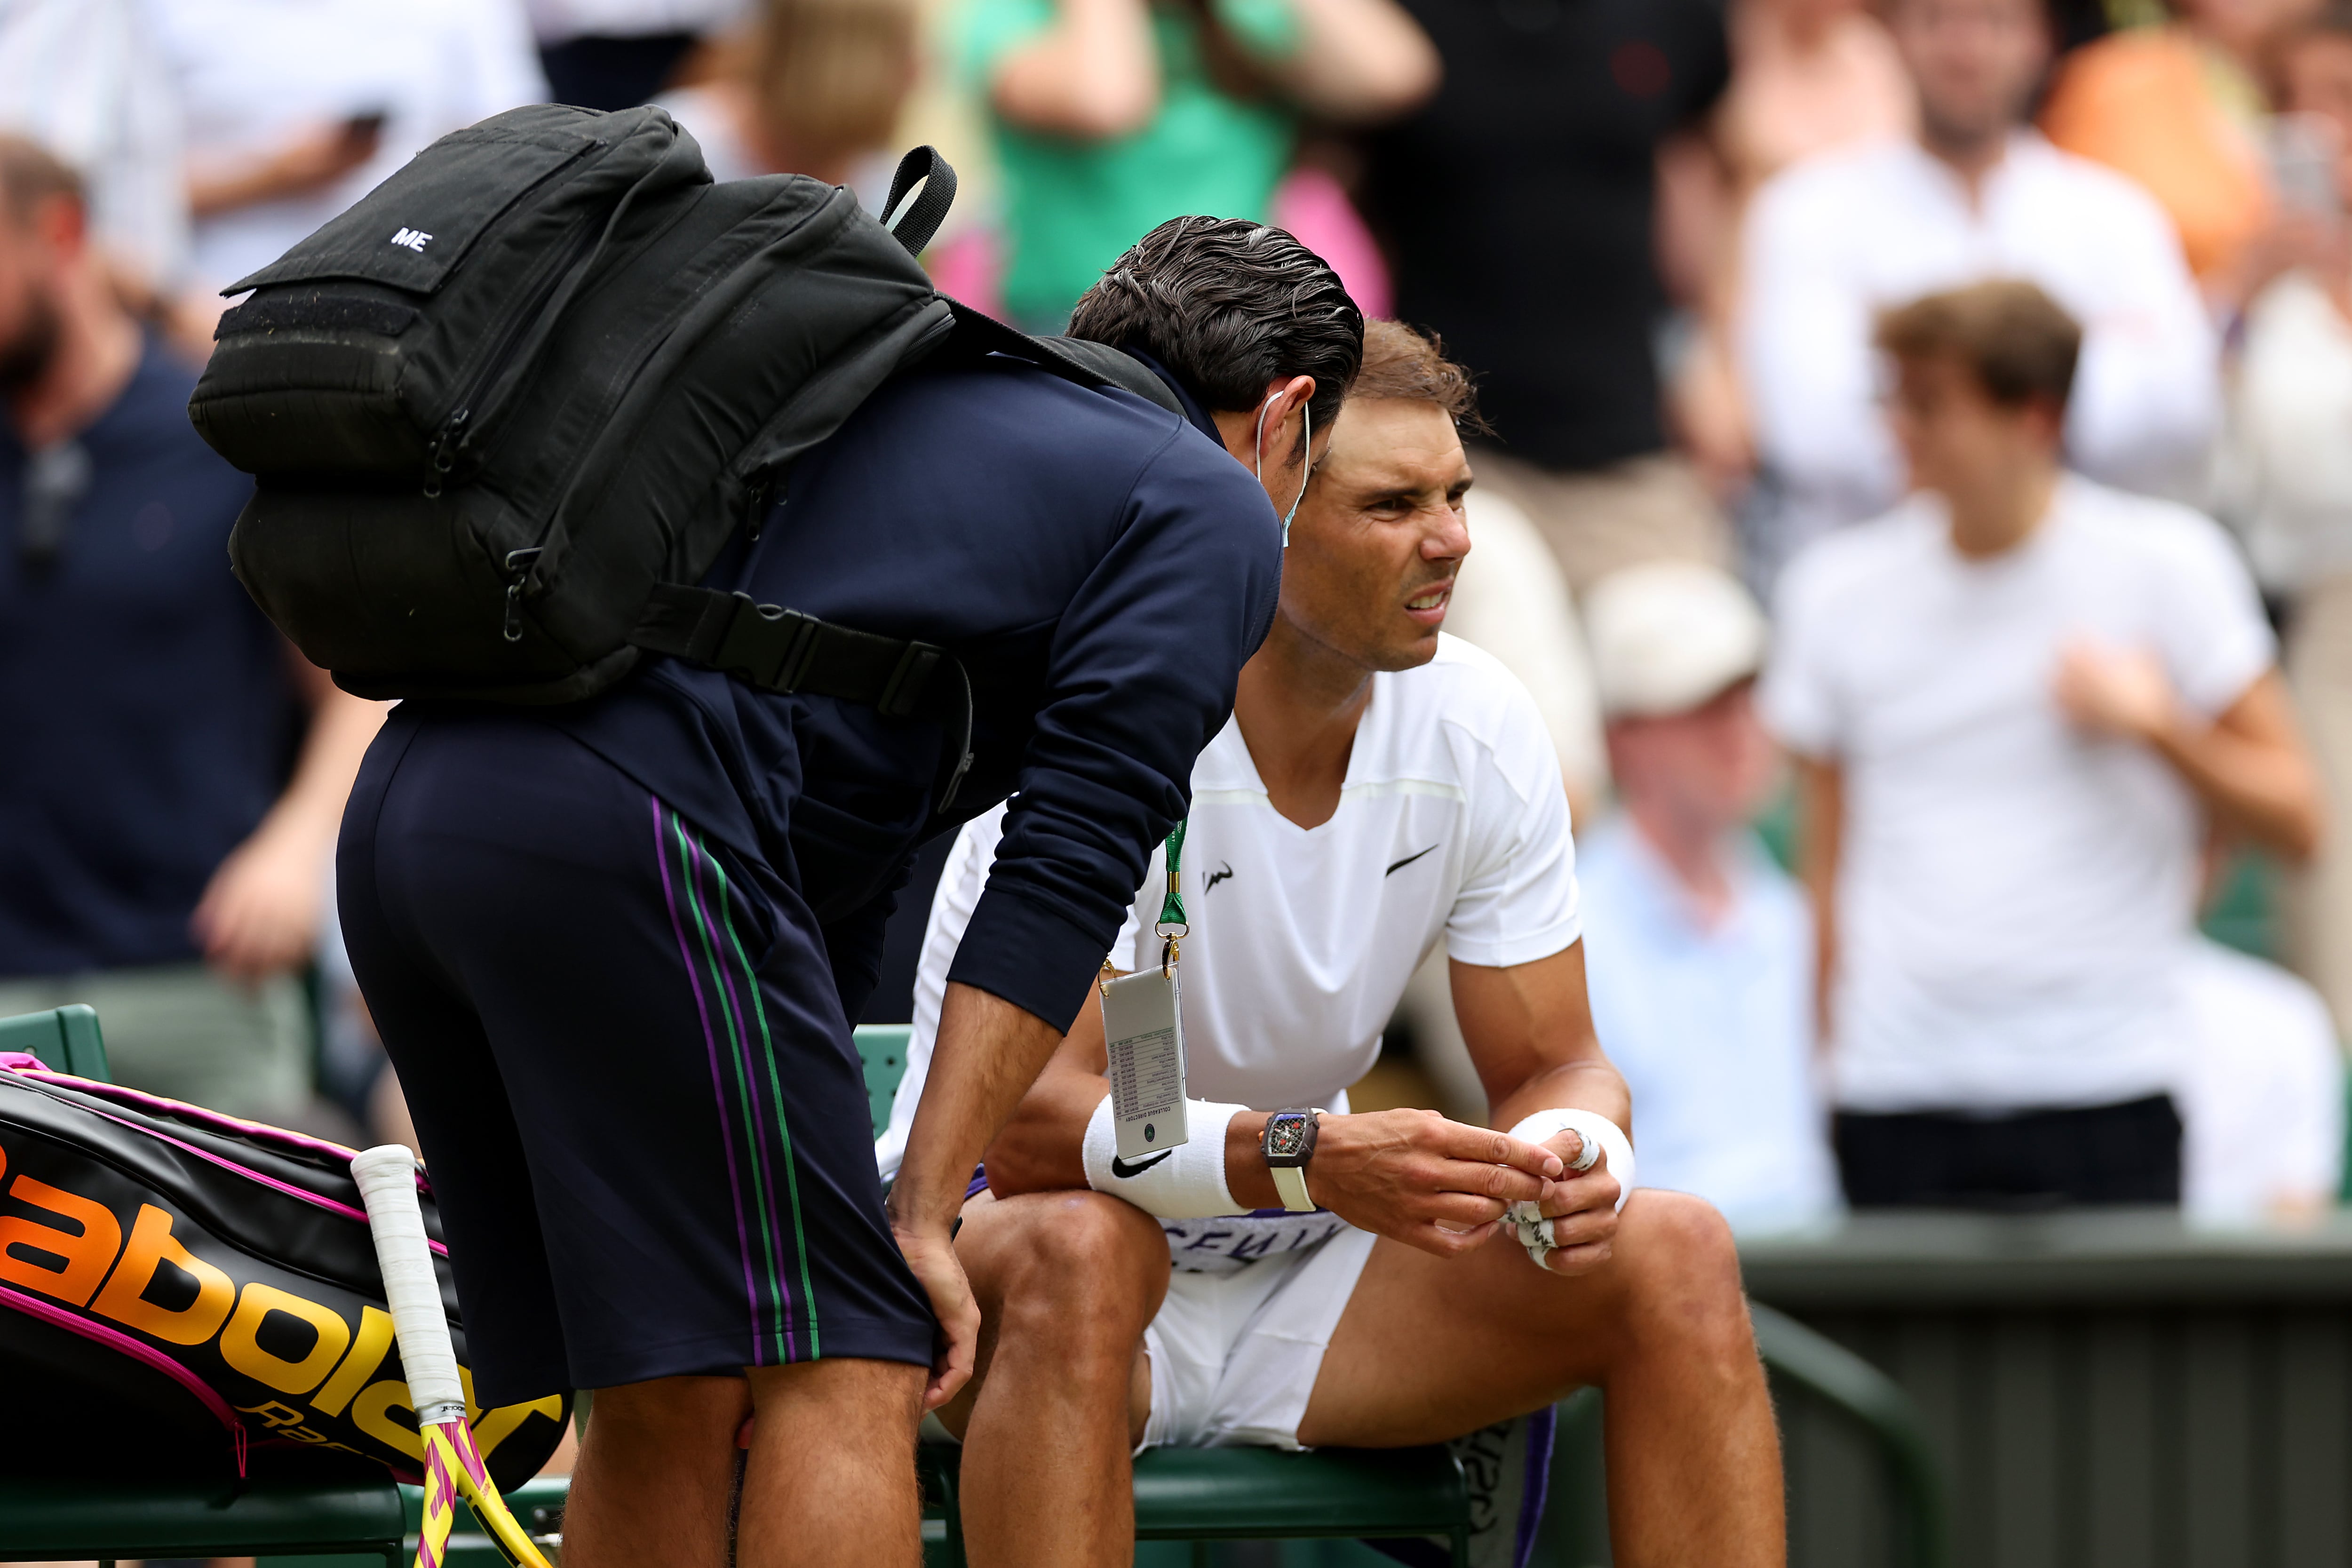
[16,0,2352,1559]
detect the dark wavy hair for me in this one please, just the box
[1068,216,1363,440]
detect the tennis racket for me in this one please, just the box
[352,1145,556,1568]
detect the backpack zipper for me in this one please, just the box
[422,210,604,498]
[501,547,544,642]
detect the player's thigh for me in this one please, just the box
[1297,1192,1741,1448]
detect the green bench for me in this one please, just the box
[0,1007,1951,1566]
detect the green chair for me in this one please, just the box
[0,1005,412,1568]
[0,1000,109,1078]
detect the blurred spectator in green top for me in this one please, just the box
[956,0,1438,330]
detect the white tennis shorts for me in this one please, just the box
[1140,1224,1380,1450]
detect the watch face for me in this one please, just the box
[1267,1114,1311,1159]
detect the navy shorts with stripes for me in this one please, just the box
[338,709,934,1403]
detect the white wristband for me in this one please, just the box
[1502,1109,1635,1267]
[1082,1095,1248,1218]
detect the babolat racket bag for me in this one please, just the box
[0,1052,569,1484]
[191,101,1156,708]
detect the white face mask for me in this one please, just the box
[1254,392,1312,547]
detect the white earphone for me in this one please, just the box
[1253,390,1313,547]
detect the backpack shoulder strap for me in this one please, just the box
[940,300,1184,417]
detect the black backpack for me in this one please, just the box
[192,103,1176,759]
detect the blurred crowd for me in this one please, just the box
[8,0,2352,1236]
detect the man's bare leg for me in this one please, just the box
[1299,1192,1783,1568]
[563,1361,925,1568]
[563,1375,751,1568]
[940,1190,1167,1568]
[739,1358,928,1567]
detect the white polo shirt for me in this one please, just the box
[1761,477,2276,1114]
[1740,132,2217,565]
[876,634,1581,1180]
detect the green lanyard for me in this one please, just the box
[1154,821,1189,965]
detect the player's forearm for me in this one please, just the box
[2146,718,2323,861]
[980,1068,1104,1196]
[1490,1060,1630,1143]
[892,982,1066,1230]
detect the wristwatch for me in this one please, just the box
[1262,1109,1321,1212]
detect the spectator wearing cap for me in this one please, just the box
[1577,562,1839,1235]
[0,135,386,1120]
[1762,280,2320,1209]
[1740,0,2217,581]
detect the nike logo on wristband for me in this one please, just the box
[1385,844,1438,876]
[1110,1150,1176,1178]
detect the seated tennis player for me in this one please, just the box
[876,323,1784,1568]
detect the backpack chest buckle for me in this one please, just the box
[712,594,821,692]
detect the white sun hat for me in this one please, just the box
[1584,561,1769,719]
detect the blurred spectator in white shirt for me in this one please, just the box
[2217,4,2352,1039]
[1577,562,1840,1234]
[2180,937,2344,1224]
[1659,0,1917,496]
[530,0,746,109]
[1740,0,2218,582]
[148,0,547,296]
[1763,280,2318,1208]
[0,0,189,295]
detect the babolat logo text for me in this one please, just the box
[389,228,432,253]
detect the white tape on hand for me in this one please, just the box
[1082,1095,1248,1218]
[1501,1109,1635,1269]
[351,1144,466,1423]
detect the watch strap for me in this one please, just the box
[1270,1162,1314,1213]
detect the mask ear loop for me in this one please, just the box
[1254,394,1314,548]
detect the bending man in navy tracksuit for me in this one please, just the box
[338,219,1459,1566]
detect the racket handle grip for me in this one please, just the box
[352,1144,466,1421]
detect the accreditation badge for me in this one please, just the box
[1102,966,1187,1162]
[1100,819,1194,1162]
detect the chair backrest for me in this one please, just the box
[0,1004,110,1081]
[853,1023,912,1140]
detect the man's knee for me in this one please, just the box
[1607,1192,1755,1363]
[971,1190,1169,1339]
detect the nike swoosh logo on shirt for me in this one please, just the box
[1110,1150,1176,1178]
[1385,844,1438,876]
